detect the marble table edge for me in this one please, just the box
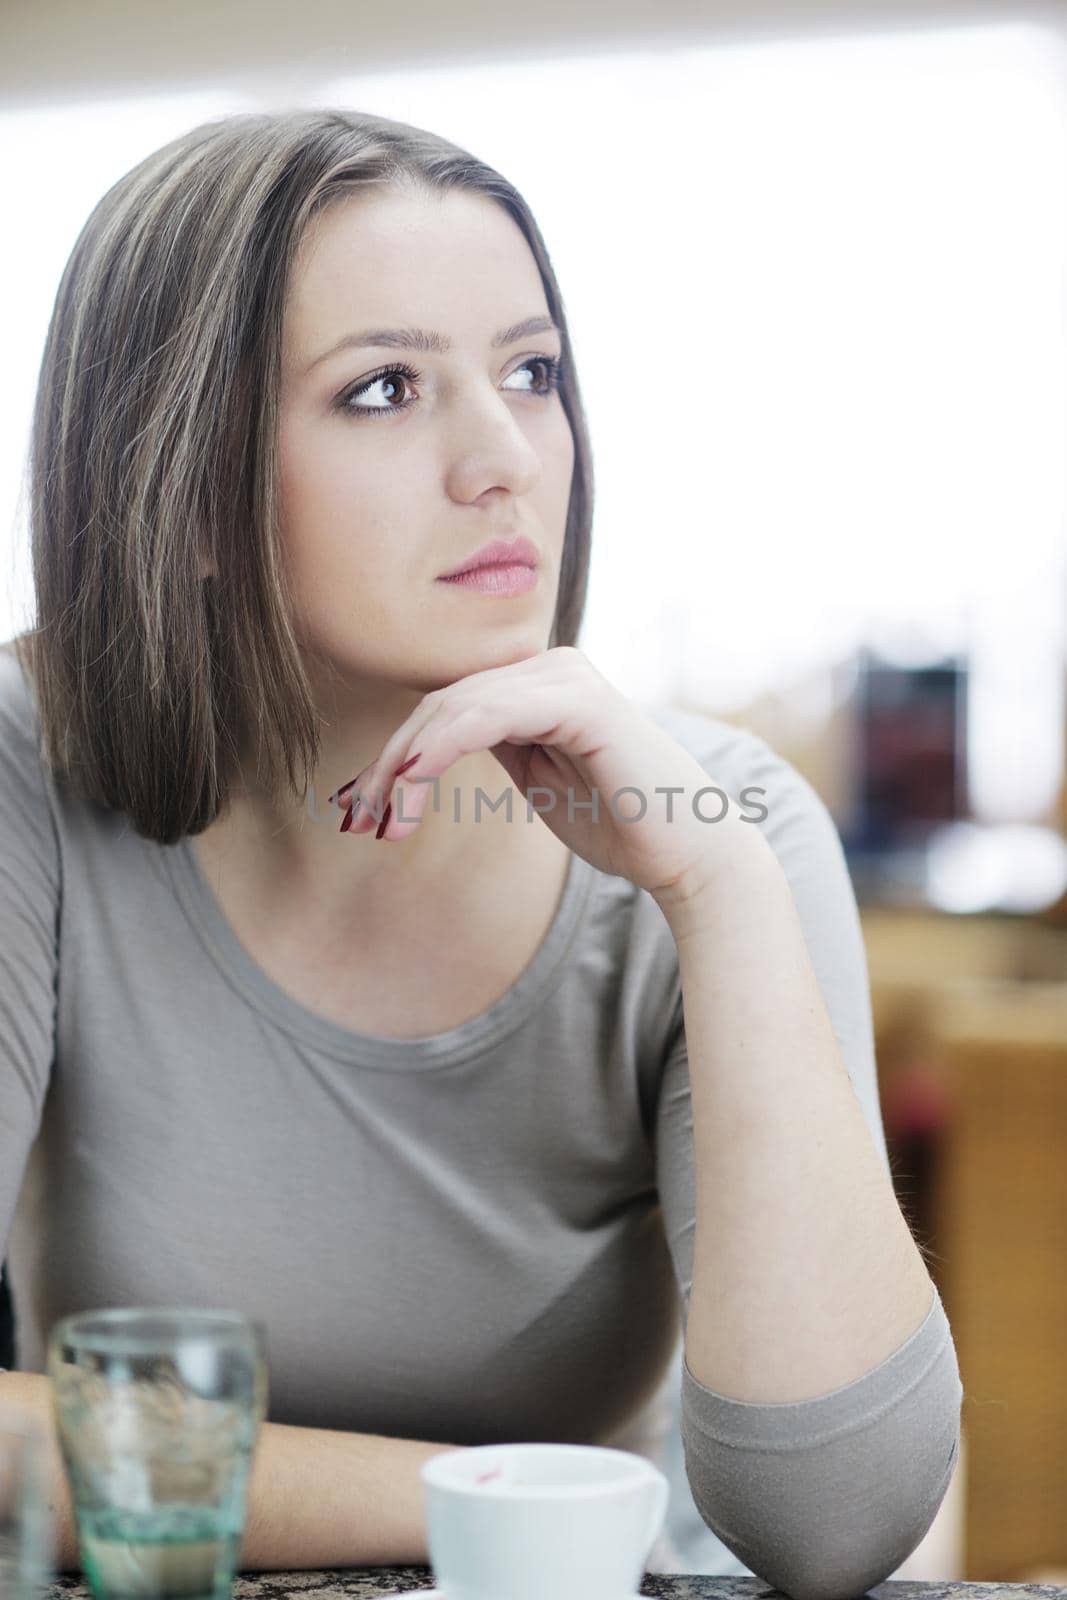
[41,1573,1067,1598]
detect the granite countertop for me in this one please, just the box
[40,1571,1067,1598]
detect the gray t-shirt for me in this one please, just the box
[0,641,962,1596]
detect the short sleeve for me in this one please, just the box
[0,646,61,1369]
[653,724,963,1600]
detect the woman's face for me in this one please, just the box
[277,185,576,694]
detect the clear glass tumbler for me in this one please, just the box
[46,1308,268,1600]
[0,1408,53,1598]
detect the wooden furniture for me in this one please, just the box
[860,904,1067,1582]
[926,981,1067,1582]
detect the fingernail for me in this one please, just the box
[375,801,392,841]
[339,799,359,834]
[329,752,420,807]
[328,779,358,808]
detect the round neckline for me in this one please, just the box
[163,829,598,1069]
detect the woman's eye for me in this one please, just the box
[336,355,563,420]
[504,357,562,397]
[340,364,420,417]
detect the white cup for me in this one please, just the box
[420,1442,669,1600]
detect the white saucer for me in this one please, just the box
[382,1592,644,1599]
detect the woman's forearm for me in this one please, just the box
[0,1371,80,1571]
[241,1416,464,1568]
[661,835,934,1405]
[0,1369,464,1572]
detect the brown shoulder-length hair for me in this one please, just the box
[11,106,594,846]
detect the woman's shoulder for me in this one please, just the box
[0,638,70,836]
[0,639,44,763]
[0,639,61,891]
[645,701,815,800]
[643,701,846,874]
[645,702,874,1077]
[646,701,771,768]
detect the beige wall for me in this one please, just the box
[3,0,1064,109]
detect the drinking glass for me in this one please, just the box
[0,1408,53,1598]
[46,1308,268,1600]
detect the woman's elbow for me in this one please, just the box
[682,1417,962,1600]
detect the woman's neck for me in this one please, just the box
[189,745,540,931]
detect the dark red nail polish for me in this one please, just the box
[394,752,422,778]
[375,801,392,840]
[339,800,359,833]
[330,760,377,806]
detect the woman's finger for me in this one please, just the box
[356,681,591,842]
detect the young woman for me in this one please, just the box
[0,107,961,1594]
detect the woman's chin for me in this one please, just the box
[437,615,553,668]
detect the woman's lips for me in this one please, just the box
[437,534,540,578]
[436,564,538,596]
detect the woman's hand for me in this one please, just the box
[328,647,770,912]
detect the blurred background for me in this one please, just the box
[3,0,1067,1583]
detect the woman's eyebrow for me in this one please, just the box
[303,314,561,375]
